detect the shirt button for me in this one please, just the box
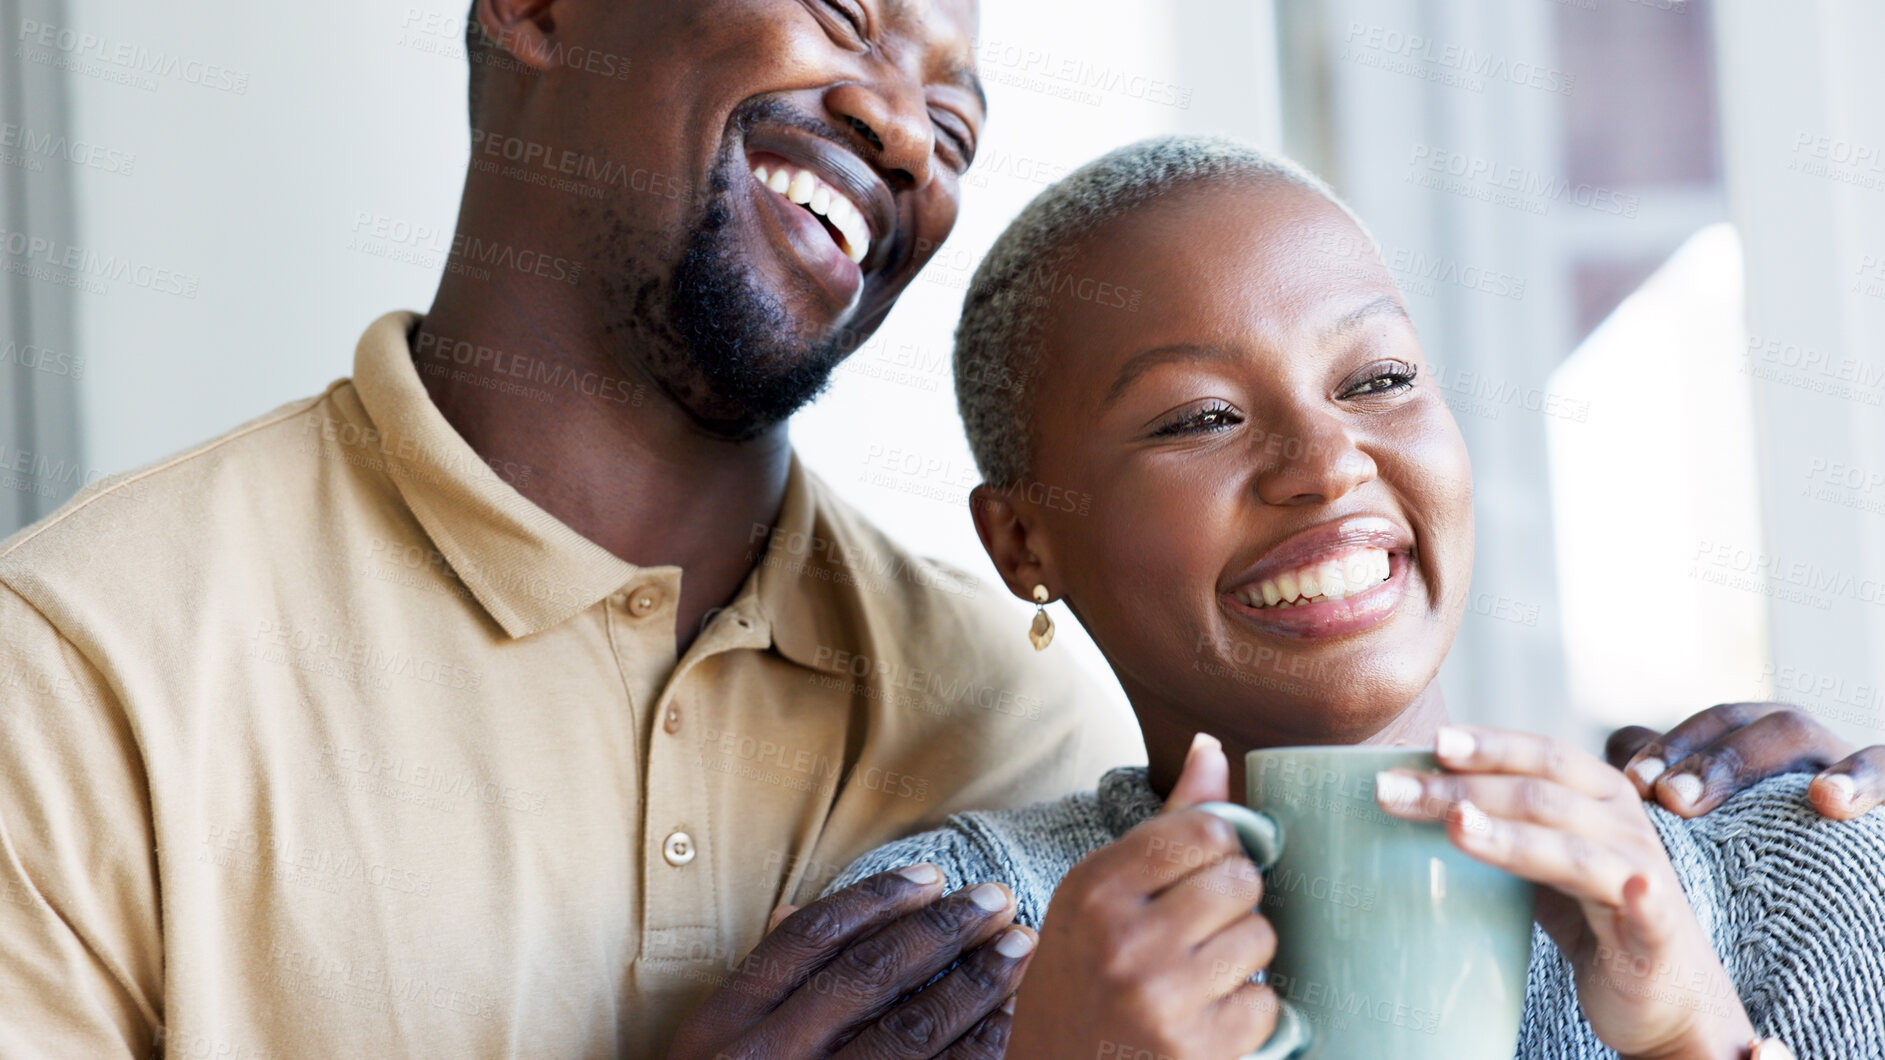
[663,707,681,734]
[662,831,696,866]
[629,586,662,617]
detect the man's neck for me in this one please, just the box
[416,271,793,654]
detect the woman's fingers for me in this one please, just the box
[1433,725,1625,800]
[1375,769,1616,835]
[1810,746,1885,820]
[1189,908,1277,1000]
[1142,844,1265,950]
[1446,799,1638,908]
[1203,981,1284,1059]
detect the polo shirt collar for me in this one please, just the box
[743,460,863,676]
[350,313,877,668]
[351,312,643,639]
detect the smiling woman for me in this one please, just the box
[826,135,1885,1060]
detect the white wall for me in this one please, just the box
[1713,0,1885,745]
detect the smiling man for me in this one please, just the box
[0,2,1138,1057]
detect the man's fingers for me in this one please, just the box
[832,927,1036,1059]
[1811,746,1885,820]
[765,882,1020,1054]
[767,903,800,934]
[715,866,946,1028]
[936,1003,1015,1060]
[1433,726,1623,800]
[1656,710,1846,818]
[1612,702,1786,797]
[1604,725,1660,770]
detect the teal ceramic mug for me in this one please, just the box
[1197,746,1535,1059]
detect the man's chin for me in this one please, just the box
[658,356,841,441]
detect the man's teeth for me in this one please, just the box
[1238,549,1392,609]
[752,163,872,264]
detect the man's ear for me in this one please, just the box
[969,484,1060,604]
[475,0,563,73]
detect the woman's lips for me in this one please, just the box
[1222,550,1411,639]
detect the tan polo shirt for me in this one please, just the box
[0,312,1141,1059]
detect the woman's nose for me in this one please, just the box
[1250,411,1378,507]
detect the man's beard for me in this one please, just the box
[664,163,851,439]
[594,109,857,442]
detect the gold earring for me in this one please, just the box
[1029,584,1055,651]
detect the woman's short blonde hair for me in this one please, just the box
[953,134,1367,490]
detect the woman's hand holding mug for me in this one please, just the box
[1376,725,1758,1060]
[1007,734,1292,1059]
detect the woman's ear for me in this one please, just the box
[969,484,1059,603]
[474,0,563,73]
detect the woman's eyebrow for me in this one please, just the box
[1102,344,1238,408]
[1326,294,1411,339]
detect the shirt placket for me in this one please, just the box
[624,585,769,980]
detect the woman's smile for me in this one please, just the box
[1220,514,1416,639]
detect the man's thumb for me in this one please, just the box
[1163,732,1229,811]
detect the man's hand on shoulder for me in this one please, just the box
[666,864,1036,1060]
[1608,701,1885,819]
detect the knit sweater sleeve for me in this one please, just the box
[820,821,1004,901]
[1519,775,1885,1060]
[1680,774,1885,1055]
[820,790,1117,931]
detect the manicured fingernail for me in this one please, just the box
[1001,994,1018,1015]
[1751,1037,1798,1060]
[994,928,1035,958]
[1821,773,1857,806]
[967,882,1009,911]
[1374,771,1422,809]
[1628,756,1666,789]
[897,863,942,885]
[1458,799,1493,837]
[1665,772,1704,807]
[1435,726,1474,761]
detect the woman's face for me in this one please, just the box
[1004,178,1474,747]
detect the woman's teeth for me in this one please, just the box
[752,163,872,264]
[1238,549,1392,609]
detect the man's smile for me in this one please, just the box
[740,125,898,316]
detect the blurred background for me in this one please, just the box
[4,0,1882,751]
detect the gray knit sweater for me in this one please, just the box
[826,769,1885,1059]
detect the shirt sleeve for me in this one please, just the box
[0,583,162,1058]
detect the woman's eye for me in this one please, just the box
[1342,362,1418,399]
[1151,403,1244,438]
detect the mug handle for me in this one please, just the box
[1194,802,1313,1060]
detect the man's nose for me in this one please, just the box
[823,80,934,190]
